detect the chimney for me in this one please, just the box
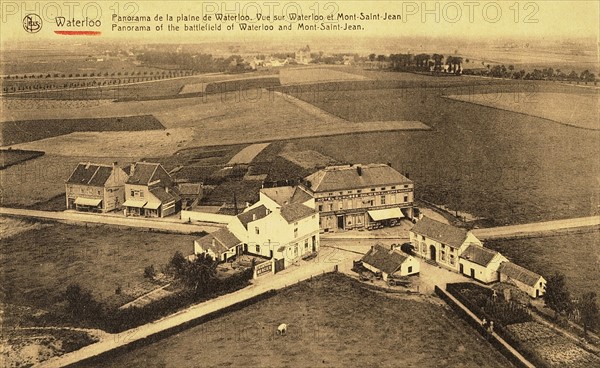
[357,166,362,176]
[85,162,91,169]
[130,163,135,175]
[387,162,392,167]
[252,213,256,221]
[165,187,169,194]
[212,238,216,248]
[405,172,410,179]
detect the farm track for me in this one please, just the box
[471,216,600,239]
[0,207,222,234]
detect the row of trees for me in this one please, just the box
[545,272,599,336]
[368,53,465,74]
[465,64,597,83]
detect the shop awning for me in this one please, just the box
[144,201,161,210]
[122,199,147,208]
[75,197,102,207]
[368,207,404,221]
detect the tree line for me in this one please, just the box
[545,271,598,336]
[366,52,597,83]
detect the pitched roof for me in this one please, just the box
[149,186,179,204]
[460,245,499,267]
[305,164,411,192]
[196,228,241,253]
[260,186,313,206]
[280,203,317,223]
[498,262,544,287]
[66,163,115,186]
[127,162,163,185]
[410,217,469,249]
[178,183,202,196]
[361,244,409,275]
[237,205,269,229]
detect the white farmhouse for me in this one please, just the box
[361,244,420,281]
[498,262,547,298]
[410,216,482,272]
[459,244,508,283]
[194,186,319,273]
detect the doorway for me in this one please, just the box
[429,245,436,261]
[337,216,344,230]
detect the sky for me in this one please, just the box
[1,0,598,46]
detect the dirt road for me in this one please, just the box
[472,216,599,239]
[0,207,222,234]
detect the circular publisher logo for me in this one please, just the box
[23,14,42,33]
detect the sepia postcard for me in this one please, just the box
[0,1,599,367]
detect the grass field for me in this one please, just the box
[0,221,197,325]
[447,92,599,130]
[96,273,512,368]
[0,154,134,206]
[0,115,164,146]
[279,66,370,85]
[288,83,600,226]
[0,149,45,169]
[485,231,600,297]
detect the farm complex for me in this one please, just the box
[1,30,599,368]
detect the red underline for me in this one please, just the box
[54,30,101,36]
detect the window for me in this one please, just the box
[256,244,260,253]
[294,228,298,238]
[404,184,409,188]
[339,192,343,195]
[404,195,409,202]
[294,244,299,256]
[140,191,144,198]
[255,227,260,235]
[329,193,333,196]
[371,188,376,192]
[450,255,455,265]
[421,242,427,253]
[318,205,323,211]
[408,266,413,273]
[329,204,333,211]
[421,235,425,241]
[391,186,396,190]
[338,202,343,210]
[381,187,386,191]
[305,239,309,249]
[347,200,353,209]
[347,190,353,194]
[357,189,362,193]
[97,190,101,195]
[80,188,84,193]
[380,195,386,205]
[441,251,446,261]
[131,190,135,196]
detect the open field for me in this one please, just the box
[9,128,194,157]
[227,143,270,165]
[179,74,279,94]
[95,273,512,368]
[0,154,134,206]
[0,221,197,323]
[486,231,600,297]
[0,149,44,169]
[279,66,370,85]
[0,115,164,146]
[288,82,599,226]
[447,92,600,130]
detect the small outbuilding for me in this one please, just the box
[361,244,420,281]
[459,244,508,284]
[498,262,546,298]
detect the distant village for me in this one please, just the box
[65,160,546,299]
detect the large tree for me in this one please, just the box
[545,272,572,318]
[578,292,599,336]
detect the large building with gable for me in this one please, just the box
[65,162,129,213]
[194,185,319,272]
[304,164,414,232]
